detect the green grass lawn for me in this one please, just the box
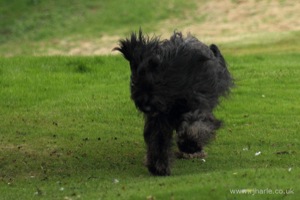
[0,52,299,199]
[1,0,300,199]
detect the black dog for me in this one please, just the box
[114,29,233,176]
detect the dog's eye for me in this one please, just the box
[137,68,146,76]
[130,79,136,87]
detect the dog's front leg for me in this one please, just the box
[143,115,173,176]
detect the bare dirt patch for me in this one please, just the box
[40,35,120,56]
[41,0,300,56]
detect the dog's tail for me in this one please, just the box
[209,44,226,68]
[209,44,234,96]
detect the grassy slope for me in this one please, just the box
[0,0,193,42]
[222,31,300,56]
[0,0,195,56]
[0,53,299,199]
[1,0,300,57]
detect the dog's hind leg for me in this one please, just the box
[144,115,173,176]
[176,110,221,156]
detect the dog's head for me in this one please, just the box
[114,30,167,115]
[115,30,233,116]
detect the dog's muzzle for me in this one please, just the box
[140,105,159,117]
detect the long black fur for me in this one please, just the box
[114,29,233,176]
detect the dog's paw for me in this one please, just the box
[145,158,171,176]
[175,151,207,159]
[148,163,171,176]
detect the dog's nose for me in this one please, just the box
[143,106,152,113]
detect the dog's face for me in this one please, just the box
[129,55,168,115]
[114,30,171,115]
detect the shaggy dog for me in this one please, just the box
[114,29,233,176]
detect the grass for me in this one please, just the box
[0,0,197,56]
[222,31,300,55]
[0,52,299,199]
[0,0,194,43]
[1,0,299,199]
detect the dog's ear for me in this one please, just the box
[113,32,139,62]
[114,29,161,73]
[114,29,148,61]
[114,29,148,72]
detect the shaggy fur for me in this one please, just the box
[114,29,233,176]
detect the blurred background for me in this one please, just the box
[0,0,299,56]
